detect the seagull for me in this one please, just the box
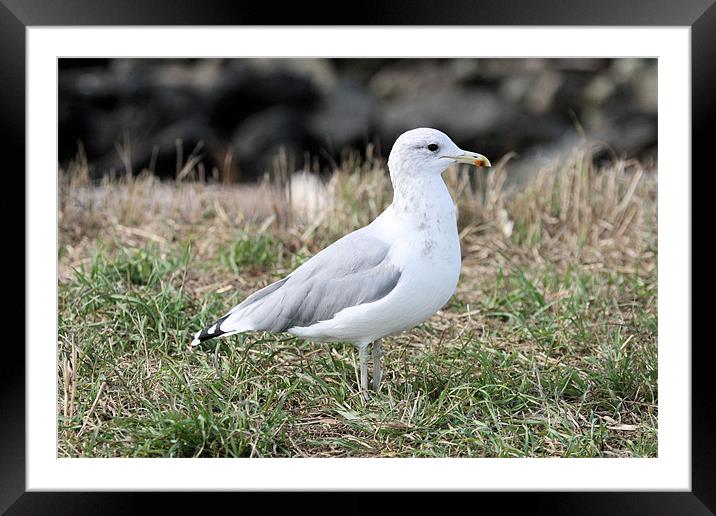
[191,128,491,399]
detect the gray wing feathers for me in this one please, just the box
[228,276,288,314]
[220,230,401,334]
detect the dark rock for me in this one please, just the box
[369,59,457,99]
[378,86,509,145]
[92,117,220,180]
[231,106,313,178]
[308,83,377,154]
[58,58,659,181]
[208,69,318,131]
[585,111,657,157]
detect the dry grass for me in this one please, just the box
[60,144,655,276]
[58,143,657,457]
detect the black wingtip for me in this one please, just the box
[190,314,231,346]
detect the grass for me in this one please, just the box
[58,144,657,457]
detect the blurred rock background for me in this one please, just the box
[59,58,657,182]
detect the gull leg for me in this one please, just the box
[372,339,382,392]
[359,345,370,401]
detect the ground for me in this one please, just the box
[58,146,657,457]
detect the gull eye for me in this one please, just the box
[427,144,439,152]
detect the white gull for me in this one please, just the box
[191,128,491,399]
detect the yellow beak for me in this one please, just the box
[443,151,492,168]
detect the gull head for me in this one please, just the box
[387,128,491,180]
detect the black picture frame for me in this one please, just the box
[5,0,710,513]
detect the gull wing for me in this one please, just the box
[192,228,401,343]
